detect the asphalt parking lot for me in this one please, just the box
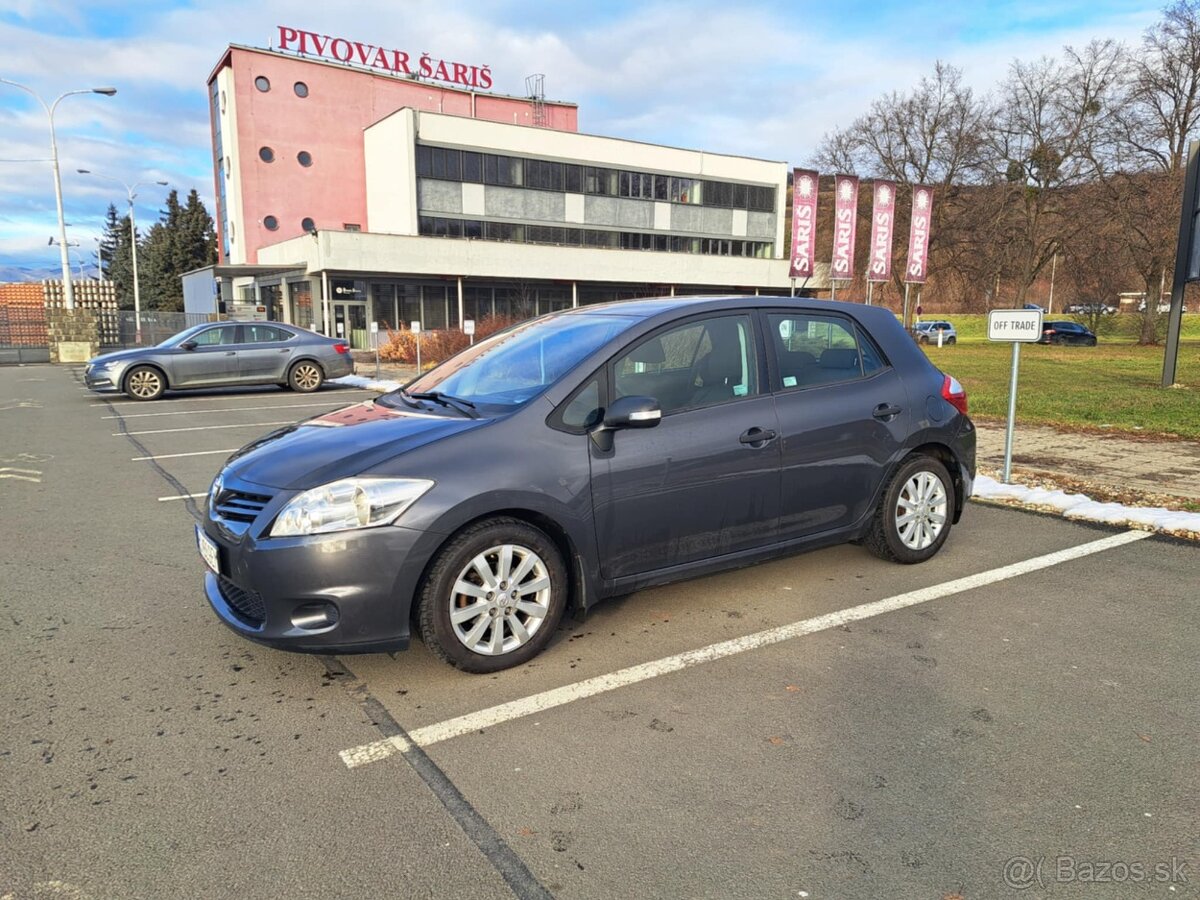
[1,364,1197,899]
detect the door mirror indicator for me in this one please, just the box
[591,396,661,451]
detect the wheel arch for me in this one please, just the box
[903,442,966,524]
[410,506,594,627]
[123,362,170,392]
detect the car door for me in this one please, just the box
[590,313,782,580]
[237,324,296,382]
[168,324,240,387]
[766,310,910,541]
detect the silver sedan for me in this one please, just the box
[84,321,355,401]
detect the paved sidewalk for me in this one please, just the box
[975,420,1200,502]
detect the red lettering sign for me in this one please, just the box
[789,169,819,279]
[831,175,860,281]
[276,26,489,88]
[867,180,896,282]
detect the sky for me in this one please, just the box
[0,0,1163,275]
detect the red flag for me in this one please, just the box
[867,180,896,282]
[831,175,860,281]
[789,168,819,279]
[905,185,934,284]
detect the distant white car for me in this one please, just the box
[913,321,957,344]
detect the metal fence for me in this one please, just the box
[104,311,226,349]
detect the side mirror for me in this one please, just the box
[590,395,661,451]
[180,340,198,351]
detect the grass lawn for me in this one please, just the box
[918,321,1200,438]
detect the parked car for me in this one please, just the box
[913,320,957,345]
[1065,303,1116,315]
[1038,321,1098,346]
[198,297,975,672]
[84,321,354,400]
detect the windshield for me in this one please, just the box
[389,313,635,414]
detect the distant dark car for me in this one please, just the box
[84,321,354,400]
[198,297,975,673]
[1038,321,1098,346]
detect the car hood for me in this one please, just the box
[222,400,487,490]
[89,347,156,366]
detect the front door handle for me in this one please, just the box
[873,403,902,420]
[224,351,237,356]
[739,427,778,447]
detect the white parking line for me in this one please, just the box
[132,449,240,461]
[115,420,296,436]
[103,401,353,419]
[158,493,207,502]
[339,529,1151,768]
[89,389,374,408]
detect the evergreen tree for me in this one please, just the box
[98,203,120,285]
[105,210,137,311]
[140,190,183,311]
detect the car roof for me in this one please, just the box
[556,294,895,321]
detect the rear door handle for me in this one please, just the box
[739,427,778,446]
[873,403,902,420]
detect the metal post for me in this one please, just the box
[790,277,795,297]
[571,281,578,308]
[129,197,142,343]
[831,280,836,301]
[1047,251,1057,314]
[321,271,332,337]
[1163,140,1200,387]
[1003,341,1021,484]
[456,275,464,331]
[866,281,874,306]
[902,283,911,330]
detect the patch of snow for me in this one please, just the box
[331,375,401,392]
[974,474,1200,538]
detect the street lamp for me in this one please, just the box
[77,169,168,343]
[0,78,116,310]
[94,237,106,282]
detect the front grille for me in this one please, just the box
[218,575,266,626]
[214,488,273,523]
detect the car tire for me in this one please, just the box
[918,335,928,345]
[947,336,956,345]
[417,518,568,673]
[1086,336,1097,346]
[288,360,324,393]
[124,365,166,401]
[863,455,955,565]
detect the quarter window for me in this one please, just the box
[769,313,885,388]
[614,315,757,415]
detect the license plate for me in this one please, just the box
[197,525,221,574]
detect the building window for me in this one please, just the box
[294,82,309,98]
[220,90,226,113]
[343,223,361,232]
[254,76,270,92]
[264,215,279,231]
[259,146,274,163]
[297,150,313,167]
[301,217,315,233]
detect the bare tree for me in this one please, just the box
[988,41,1127,307]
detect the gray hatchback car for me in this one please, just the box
[84,321,354,400]
[199,297,975,673]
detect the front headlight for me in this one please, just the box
[270,477,434,537]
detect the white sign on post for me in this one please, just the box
[987,309,1044,484]
[987,309,1043,341]
[370,321,379,334]
[463,319,476,336]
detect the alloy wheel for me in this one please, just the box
[894,471,948,551]
[129,370,161,399]
[293,363,321,390]
[449,543,552,656]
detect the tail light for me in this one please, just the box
[941,374,968,416]
[1043,328,1056,335]
[334,342,350,355]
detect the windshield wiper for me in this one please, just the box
[408,391,480,419]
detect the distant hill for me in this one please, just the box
[0,265,60,283]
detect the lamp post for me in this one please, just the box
[94,236,105,282]
[77,170,168,344]
[0,78,116,310]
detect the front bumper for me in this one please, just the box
[199,476,442,654]
[84,366,124,392]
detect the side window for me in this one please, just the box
[192,326,234,347]
[613,315,757,415]
[244,325,288,343]
[770,313,878,389]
